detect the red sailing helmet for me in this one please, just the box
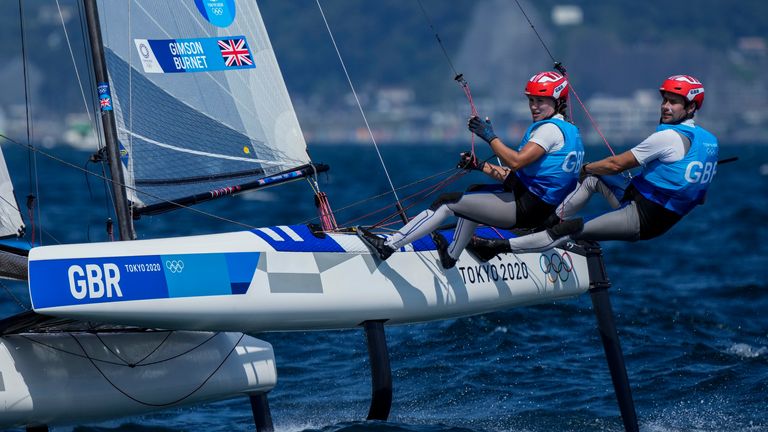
[659,75,705,109]
[525,71,569,101]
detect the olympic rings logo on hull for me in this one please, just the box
[165,259,185,274]
[539,251,573,282]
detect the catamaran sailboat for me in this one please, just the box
[0,1,638,431]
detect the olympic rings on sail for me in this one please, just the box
[165,259,185,274]
[539,251,573,282]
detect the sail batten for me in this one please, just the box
[96,0,311,210]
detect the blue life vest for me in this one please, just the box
[515,118,584,205]
[631,123,719,215]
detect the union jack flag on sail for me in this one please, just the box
[218,38,253,67]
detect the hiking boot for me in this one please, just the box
[431,232,457,270]
[357,226,395,260]
[546,218,584,240]
[467,236,511,262]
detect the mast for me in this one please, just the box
[82,0,136,240]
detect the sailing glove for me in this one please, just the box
[579,162,591,182]
[468,116,498,144]
[457,151,486,171]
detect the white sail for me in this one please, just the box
[0,144,24,239]
[95,0,310,208]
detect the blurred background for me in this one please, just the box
[1,0,766,150]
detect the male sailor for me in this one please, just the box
[358,71,584,269]
[469,74,719,257]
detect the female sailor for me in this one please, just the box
[358,71,584,269]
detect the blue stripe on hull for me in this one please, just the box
[250,225,344,252]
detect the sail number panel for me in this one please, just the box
[28,252,260,309]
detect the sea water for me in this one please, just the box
[1,143,766,432]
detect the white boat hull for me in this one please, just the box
[28,225,590,332]
[0,331,275,428]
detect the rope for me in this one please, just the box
[16,331,239,407]
[0,279,29,312]
[351,168,468,230]
[18,0,43,246]
[416,0,479,157]
[512,0,619,158]
[315,0,407,223]
[0,133,259,231]
[298,166,455,228]
[55,0,98,142]
[92,329,174,367]
[20,330,219,368]
[67,332,243,407]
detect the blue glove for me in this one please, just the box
[468,116,498,144]
[457,151,486,171]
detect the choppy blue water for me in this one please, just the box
[2,143,767,432]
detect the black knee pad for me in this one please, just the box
[429,192,463,211]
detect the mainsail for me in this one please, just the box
[95,0,311,212]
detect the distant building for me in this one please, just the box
[583,90,658,145]
[375,87,414,114]
[552,5,583,26]
[738,37,767,56]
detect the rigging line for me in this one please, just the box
[128,0,134,194]
[415,0,479,154]
[18,0,43,247]
[69,331,246,407]
[100,160,117,231]
[567,84,619,157]
[20,334,138,367]
[132,2,261,122]
[512,0,556,64]
[512,0,619,160]
[20,331,218,368]
[296,166,458,227]
[17,0,31,191]
[0,279,29,312]
[345,169,467,229]
[92,330,174,368]
[76,0,104,152]
[367,169,468,229]
[361,152,501,228]
[83,159,115,242]
[416,0,459,77]
[0,191,22,215]
[0,133,258,231]
[82,160,97,242]
[315,0,406,220]
[55,0,98,142]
